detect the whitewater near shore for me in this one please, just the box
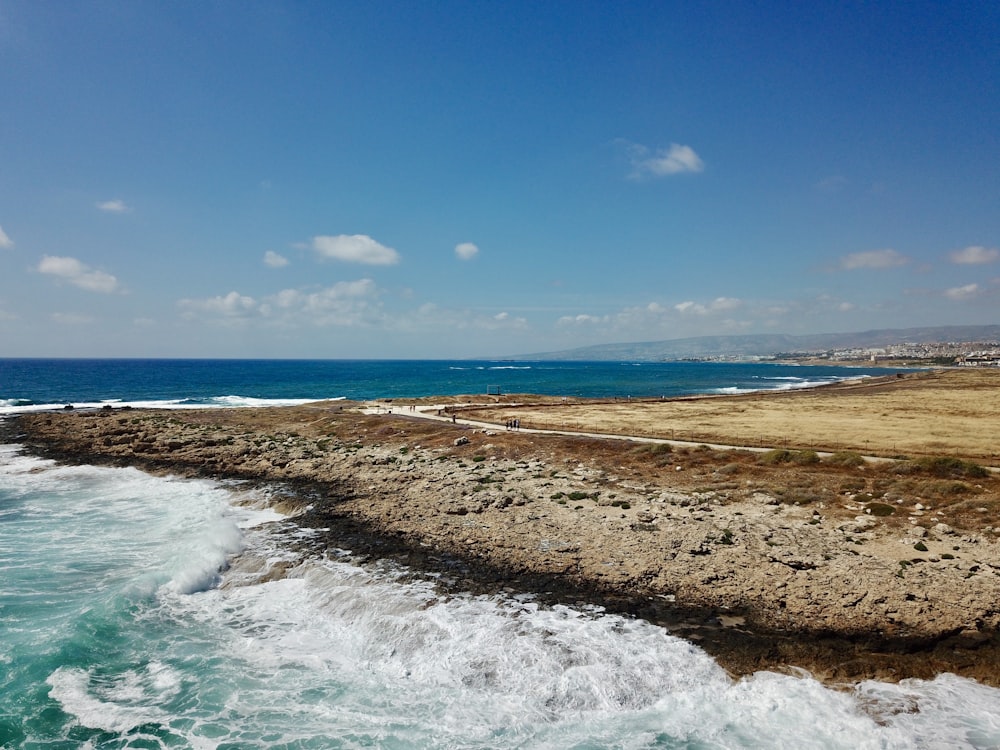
[11,368,1000,685]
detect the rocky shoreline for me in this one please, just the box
[7,400,1000,686]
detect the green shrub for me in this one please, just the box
[644,443,672,456]
[913,541,929,552]
[567,491,590,502]
[902,456,989,479]
[760,449,794,464]
[827,451,865,468]
[866,502,895,517]
[917,480,976,499]
[791,450,820,465]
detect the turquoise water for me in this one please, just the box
[4,359,1000,748]
[3,446,1000,748]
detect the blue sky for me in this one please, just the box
[1,1,998,358]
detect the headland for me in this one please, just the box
[8,368,1000,685]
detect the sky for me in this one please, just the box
[1,0,999,359]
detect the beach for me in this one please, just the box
[11,367,1000,687]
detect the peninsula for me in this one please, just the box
[10,368,1000,685]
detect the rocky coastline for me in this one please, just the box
[7,398,1000,686]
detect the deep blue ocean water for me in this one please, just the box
[3,359,1000,748]
[0,358,901,411]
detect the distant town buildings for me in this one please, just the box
[772,340,1000,366]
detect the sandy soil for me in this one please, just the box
[455,369,1000,462]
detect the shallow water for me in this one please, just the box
[2,443,999,749]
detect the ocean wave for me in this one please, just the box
[712,374,867,396]
[0,395,343,415]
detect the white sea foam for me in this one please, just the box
[0,394,340,415]
[46,663,178,734]
[712,375,863,395]
[6,444,1000,748]
[150,553,1000,748]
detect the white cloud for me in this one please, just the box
[557,314,609,326]
[405,302,527,332]
[37,255,120,293]
[312,234,400,265]
[179,280,382,328]
[945,283,980,301]
[839,249,909,270]
[263,250,289,268]
[455,242,479,260]
[178,290,258,318]
[0,225,13,249]
[96,199,130,213]
[950,245,999,265]
[624,141,704,179]
[674,297,742,315]
[294,279,378,324]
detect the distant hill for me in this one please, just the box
[511,325,1000,361]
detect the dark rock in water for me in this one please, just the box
[63,404,74,410]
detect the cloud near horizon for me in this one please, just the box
[178,290,257,318]
[623,141,704,179]
[179,279,382,327]
[0,225,13,249]
[944,283,980,301]
[455,242,479,260]
[37,255,120,293]
[950,245,999,265]
[263,250,289,268]
[406,303,528,333]
[312,234,400,265]
[674,297,742,315]
[838,248,909,270]
[96,199,130,213]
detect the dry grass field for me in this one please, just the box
[458,368,1000,463]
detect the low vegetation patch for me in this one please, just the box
[898,456,989,479]
[916,479,978,499]
[826,451,865,468]
[760,449,820,466]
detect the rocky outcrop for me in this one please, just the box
[10,406,1000,685]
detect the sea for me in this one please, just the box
[1,358,999,749]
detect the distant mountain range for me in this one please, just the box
[511,325,1000,361]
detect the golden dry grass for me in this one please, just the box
[459,368,1000,463]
